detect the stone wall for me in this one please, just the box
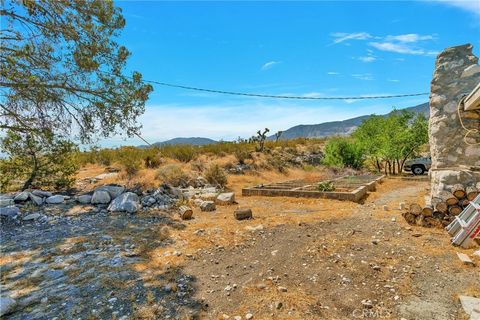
[429,43,480,201]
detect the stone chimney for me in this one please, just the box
[429,43,480,201]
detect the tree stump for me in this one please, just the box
[234,208,252,220]
[409,203,422,216]
[179,206,193,220]
[422,206,434,217]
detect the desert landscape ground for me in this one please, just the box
[1,158,479,319]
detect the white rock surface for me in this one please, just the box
[31,190,52,197]
[0,296,17,316]
[91,190,111,204]
[29,193,43,206]
[95,185,125,199]
[14,191,30,202]
[45,195,64,204]
[108,192,140,213]
[216,192,235,205]
[77,194,93,204]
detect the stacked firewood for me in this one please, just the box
[402,183,479,228]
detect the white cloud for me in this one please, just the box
[433,0,480,16]
[385,34,434,43]
[327,71,340,75]
[330,32,372,44]
[388,79,400,82]
[369,41,426,55]
[358,55,376,62]
[261,61,280,70]
[352,73,374,81]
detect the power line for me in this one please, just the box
[139,78,429,100]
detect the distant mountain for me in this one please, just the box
[272,102,429,140]
[151,137,217,146]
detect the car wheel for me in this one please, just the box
[412,165,425,175]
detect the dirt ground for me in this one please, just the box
[1,177,479,319]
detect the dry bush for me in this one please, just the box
[266,155,288,173]
[190,159,206,173]
[156,164,189,187]
[204,163,228,188]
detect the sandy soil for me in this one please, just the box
[1,177,479,320]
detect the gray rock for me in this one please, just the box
[0,206,20,218]
[216,192,235,205]
[14,191,30,202]
[91,190,111,204]
[45,195,64,204]
[95,185,125,199]
[108,192,140,213]
[23,213,41,221]
[234,208,252,220]
[142,196,156,206]
[31,190,52,197]
[200,201,216,212]
[29,193,44,206]
[77,194,92,204]
[0,198,14,207]
[0,296,17,316]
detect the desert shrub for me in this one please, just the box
[267,155,288,173]
[144,155,162,168]
[117,147,143,178]
[161,145,197,163]
[317,181,335,192]
[322,137,363,169]
[0,130,79,191]
[234,148,252,164]
[204,164,228,188]
[156,164,189,187]
[190,159,206,172]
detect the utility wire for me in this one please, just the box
[139,78,429,100]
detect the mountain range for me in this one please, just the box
[270,102,429,140]
[147,102,429,145]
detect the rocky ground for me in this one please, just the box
[1,178,479,319]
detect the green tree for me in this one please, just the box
[322,136,364,169]
[0,130,79,191]
[0,0,153,143]
[353,110,429,175]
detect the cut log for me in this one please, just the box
[234,208,253,220]
[409,203,423,216]
[402,212,416,224]
[466,185,479,201]
[422,206,434,217]
[451,184,466,199]
[179,206,193,220]
[415,214,427,227]
[448,205,462,216]
[439,190,458,206]
[431,197,448,213]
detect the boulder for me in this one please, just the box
[77,194,92,204]
[200,201,216,212]
[23,213,41,221]
[45,195,64,204]
[91,190,111,204]
[29,193,44,206]
[31,190,52,197]
[142,196,157,207]
[95,185,125,199]
[0,206,20,218]
[0,198,14,207]
[14,191,30,202]
[0,296,17,317]
[107,192,140,213]
[234,208,252,220]
[216,192,235,205]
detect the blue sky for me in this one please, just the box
[105,0,480,147]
